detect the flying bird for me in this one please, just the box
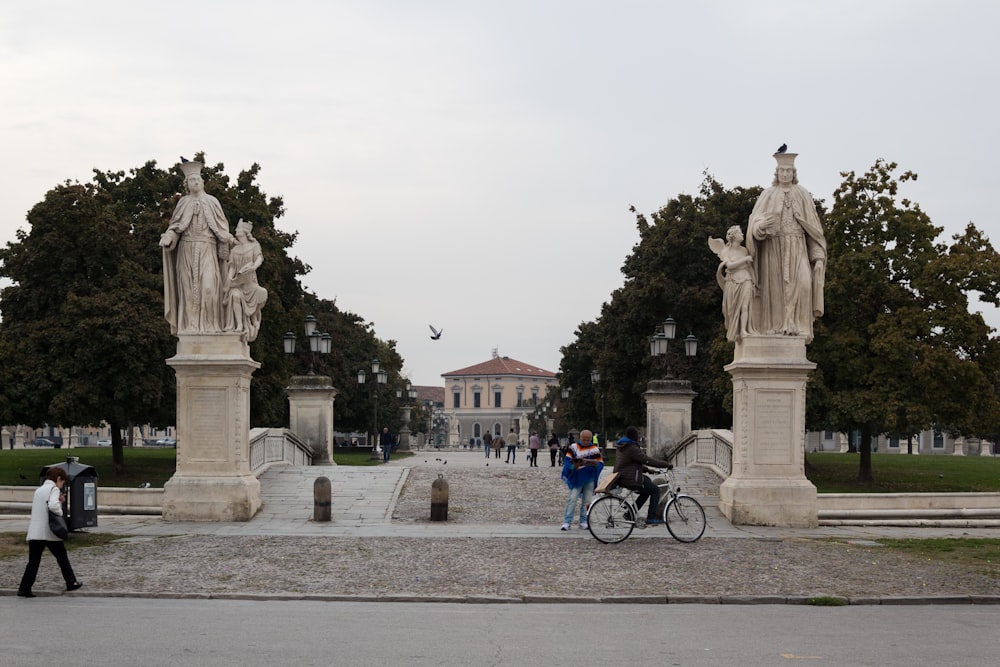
[776,143,787,154]
[429,324,443,340]
[629,204,637,213]
[180,156,190,163]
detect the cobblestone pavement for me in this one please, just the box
[2,453,999,602]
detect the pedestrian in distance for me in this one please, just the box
[483,430,493,459]
[491,433,503,459]
[380,427,394,463]
[505,428,518,464]
[528,432,540,467]
[18,467,82,597]
[548,434,560,466]
[560,429,603,531]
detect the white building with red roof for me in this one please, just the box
[441,351,557,447]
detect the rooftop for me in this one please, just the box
[442,356,556,379]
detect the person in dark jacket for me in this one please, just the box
[379,427,394,463]
[613,426,672,528]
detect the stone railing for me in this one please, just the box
[662,428,733,477]
[249,427,313,475]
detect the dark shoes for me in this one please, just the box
[646,518,665,526]
[17,590,36,598]
[66,581,83,592]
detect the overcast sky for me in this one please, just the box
[2,1,998,386]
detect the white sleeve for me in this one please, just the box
[46,486,63,515]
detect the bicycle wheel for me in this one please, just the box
[664,495,706,543]
[587,495,634,544]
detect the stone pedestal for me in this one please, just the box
[644,379,697,457]
[287,375,338,465]
[14,429,25,449]
[718,335,818,527]
[397,406,413,451]
[162,334,262,522]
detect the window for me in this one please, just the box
[888,437,899,448]
[933,429,944,449]
[823,430,834,440]
[517,390,523,407]
[453,392,460,409]
[474,423,481,437]
[494,391,502,407]
[474,391,481,408]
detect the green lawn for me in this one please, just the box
[2,448,999,492]
[0,448,177,488]
[0,447,413,487]
[806,452,1000,493]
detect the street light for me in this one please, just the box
[649,317,697,379]
[357,358,388,460]
[283,314,331,374]
[590,369,606,448]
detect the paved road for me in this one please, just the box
[2,598,997,666]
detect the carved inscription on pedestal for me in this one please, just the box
[189,387,228,461]
[753,390,794,465]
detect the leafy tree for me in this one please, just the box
[809,160,1000,482]
[0,155,402,472]
[560,176,762,432]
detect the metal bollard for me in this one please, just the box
[313,475,331,522]
[430,473,449,521]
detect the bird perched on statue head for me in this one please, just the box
[776,143,787,154]
[180,155,190,163]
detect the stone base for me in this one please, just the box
[162,474,261,522]
[719,477,818,527]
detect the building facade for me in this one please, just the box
[441,353,557,448]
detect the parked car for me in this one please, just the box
[32,437,58,448]
[97,439,112,446]
[154,438,177,447]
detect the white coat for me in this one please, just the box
[26,479,64,542]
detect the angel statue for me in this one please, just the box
[709,225,756,342]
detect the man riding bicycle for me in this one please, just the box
[613,426,672,528]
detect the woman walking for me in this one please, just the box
[18,467,82,597]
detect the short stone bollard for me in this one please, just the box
[430,473,449,521]
[313,475,331,522]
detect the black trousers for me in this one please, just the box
[633,476,661,521]
[19,540,77,592]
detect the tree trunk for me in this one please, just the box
[857,424,874,484]
[110,420,126,475]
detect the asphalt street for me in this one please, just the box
[2,598,998,666]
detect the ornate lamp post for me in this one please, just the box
[283,315,335,465]
[590,369,606,448]
[649,317,697,379]
[394,381,418,451]
[283,314,331,374]
[357,359,388,460]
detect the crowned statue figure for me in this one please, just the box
[745,152,827,342]
[159,160,234,336]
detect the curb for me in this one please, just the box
[6,589,1000,605]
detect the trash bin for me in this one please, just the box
[40,456,98,531]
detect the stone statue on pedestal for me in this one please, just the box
[745,152,826,342]
[222,219,268,342]
[709,225,756,342]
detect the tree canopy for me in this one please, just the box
[560,162,1000,485]
[809,159,1000,481]
[0,156,404,472]
[560,176,762,433]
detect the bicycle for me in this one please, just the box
[586,467,706,544]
